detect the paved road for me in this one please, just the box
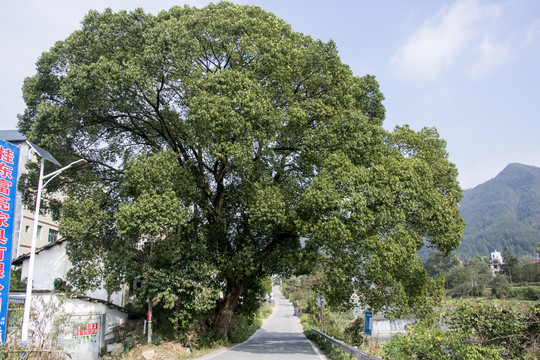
[199,286,326,360]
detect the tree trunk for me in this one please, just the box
[215,278,244,339]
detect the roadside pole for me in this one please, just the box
[315,296,327,332]
[147,300,153,344]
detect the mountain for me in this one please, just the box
[457,163,540,259]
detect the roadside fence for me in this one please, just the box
[310,328,382,360]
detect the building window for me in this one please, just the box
[36,225,42,240]
[48,229,58,243]
[133,279,143,290]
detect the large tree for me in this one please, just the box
[19,2,464,337]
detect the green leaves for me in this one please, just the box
[116,190,188,238]
[297,125,464,317]
[116,152,191,238]
[61,196,111,292]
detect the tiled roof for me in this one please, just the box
[0,130,26,142]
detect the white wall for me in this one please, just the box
[19,241,126,307]
[20,240,69,290]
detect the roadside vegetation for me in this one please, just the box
[282,248,540,360]
[3,277,273,359]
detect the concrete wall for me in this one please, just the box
[24,293,129,360]
[62,297,129,349]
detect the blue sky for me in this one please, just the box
[1,0,539,189]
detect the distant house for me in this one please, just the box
[489,250,504,275]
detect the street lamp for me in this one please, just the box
[20,142,86,345]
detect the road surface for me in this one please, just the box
[199,286,326,360]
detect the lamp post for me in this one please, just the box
[20,142,86,345]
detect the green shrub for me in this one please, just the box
[521,286,540,301]
[383,321,504,360]
[490,274,514,299]
[227,302,272,344]
[342,317,365,347]
[9,269,26,291]
[122,331,144,351]
[383,299,540,359]
[227,313,261,343]
[447,300,524,358]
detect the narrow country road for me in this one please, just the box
[199,286,327,360]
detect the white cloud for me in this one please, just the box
[525,18,540,44]
[465,35,511,80]
[390,0,504,83]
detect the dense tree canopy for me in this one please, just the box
[424,250,461,278]
[444,257,493,298]
[19,2,464,337]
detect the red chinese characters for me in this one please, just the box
[0,179,10,197]
[0,164,12,180]
[0,147,14,165]
[0,214,7,228]
[73,322,98,336]
[0,146,16,284]
[0,196,9,212]
[0,141,18,344]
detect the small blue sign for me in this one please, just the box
[0,139,20,344]
[364,311,373,335]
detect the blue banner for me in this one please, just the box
[364,311,372,335]
[0,139,20,344]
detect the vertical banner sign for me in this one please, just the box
[364,311,372,335]
[0,139,19,344]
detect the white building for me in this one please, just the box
[489,250,504,275]
[12,238,127,307]
[491,250,503,264]
[11,239,131,359]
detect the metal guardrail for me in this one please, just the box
[310,328,382,360]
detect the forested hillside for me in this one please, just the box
[457,163,540,259]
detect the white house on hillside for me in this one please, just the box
[489,250,504,275]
